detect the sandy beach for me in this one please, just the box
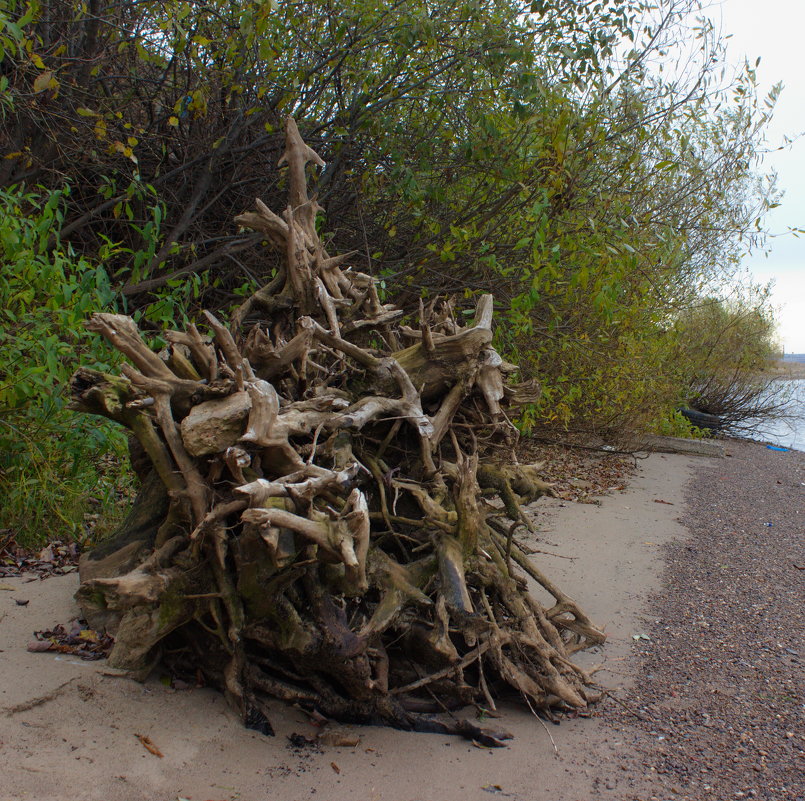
[1,442,801,801]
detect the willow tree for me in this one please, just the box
[71,119,605,743]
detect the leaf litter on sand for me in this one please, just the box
[27,618,113,660]
[516,439,637,502]
[0,534,80,580]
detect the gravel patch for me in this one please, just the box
[600,439,805,800]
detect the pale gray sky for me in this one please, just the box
[714,0,805,351]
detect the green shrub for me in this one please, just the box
[0,185,133,546]
[651,410,706,440]
[0,0,777,444]
[668,291,787,433]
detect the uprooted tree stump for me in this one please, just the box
[70,117,605,745]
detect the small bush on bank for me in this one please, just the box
[652,410,706,439]
[669,292,789,434]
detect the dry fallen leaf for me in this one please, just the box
[318,729,360,747]
[38,546,54,562]
[135,733,164,758]
[330,761,341,774]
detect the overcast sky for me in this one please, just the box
[712,0,805,351]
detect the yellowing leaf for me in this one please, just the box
[30,53,45,69]
[168,116,179,127]
[94,118,107,139]
[76,107,97,117]
[33,71,53,93]
[127,136,138,147]
[112,140,137,163]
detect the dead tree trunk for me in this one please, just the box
[70,118,605,744]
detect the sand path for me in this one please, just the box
[0,452,697,801]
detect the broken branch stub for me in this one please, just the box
[72,116,602,745]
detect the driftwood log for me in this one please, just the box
[70,118,605,745]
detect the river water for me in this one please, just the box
[742,378,805,452]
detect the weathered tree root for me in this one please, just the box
[72,117,605,746]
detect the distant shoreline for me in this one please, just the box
[768,358,805,380]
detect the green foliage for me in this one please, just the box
[0,185,132,545]
[673,290,781,378]
[651,410,705,439]
[0,0,781,446]
[665,289,787,431]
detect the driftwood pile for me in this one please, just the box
[70,118,605,745]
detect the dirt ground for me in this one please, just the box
[1,447,759,801]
